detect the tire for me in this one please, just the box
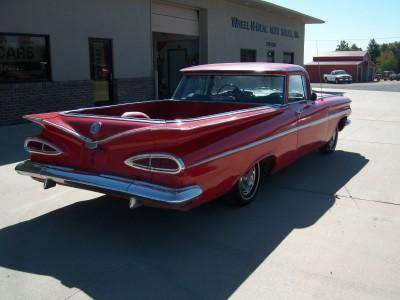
[335,79,339,84]
[320,126,338,154]
[226,163,261,207]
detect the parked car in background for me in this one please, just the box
[16,63,352,210]
[374,73,383,81]
[323,70,352,84]
[383,71,395,81]
[389,72,400,81]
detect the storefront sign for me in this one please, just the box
[231,17,300,39]
[0,46,36,62]
[0,35,46,63]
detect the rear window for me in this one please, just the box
[173,74,285,105]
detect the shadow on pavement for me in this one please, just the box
[0,124,39,166]
[0,150,368,299]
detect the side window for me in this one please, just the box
[288,75,307,103]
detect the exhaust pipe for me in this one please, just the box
[129,197,143,210]
[43,179,56,190]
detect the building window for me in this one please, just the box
[283,52,294,64]
[267,50,275,62]
[241,49,256,62]
[0,33,51,81]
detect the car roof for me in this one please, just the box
[181,63,306,73]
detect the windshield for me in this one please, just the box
[335,70,347,75]
[173,74,285,105]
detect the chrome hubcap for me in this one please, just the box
[328,130,337,149]
[239,166,256,197]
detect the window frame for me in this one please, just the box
[287,74,308,103]
[0,32,52,83]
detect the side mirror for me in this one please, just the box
[311,92,318,102]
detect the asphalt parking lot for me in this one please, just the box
[1,87,400,299]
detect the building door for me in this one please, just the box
[168,48,187,95]
[89,38,113,105]
[283,52,294,64]
[152,1,200,99]
[267,50,275,62]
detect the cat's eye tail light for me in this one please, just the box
[124,154,185,174]
[24,137,63,156]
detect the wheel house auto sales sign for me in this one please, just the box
[231,17,300,39]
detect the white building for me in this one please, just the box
[0,0,323,124]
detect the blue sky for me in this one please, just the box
[267,0,400,63]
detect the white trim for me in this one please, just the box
[124,153,185,174]
[188,109,351,168]
[24,137,63,156]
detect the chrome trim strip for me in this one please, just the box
[60,102,272,124]
[124,153,185,174]
[61,99,170,115]
[42,120,90,142]
[41,120,99,149]
[62,113,167,124]
[15,161,202,206]
[24,116,46,127]
[39,106,280,147]
[24,137,63,156]
[189,109,351,168]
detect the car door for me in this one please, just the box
[287,74,329,156]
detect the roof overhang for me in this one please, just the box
[227,0,324,24]
[305,61,363,66]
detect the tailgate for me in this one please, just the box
[24,112,165,182]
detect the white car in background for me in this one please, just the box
[324,70,352,84]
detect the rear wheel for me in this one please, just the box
[226,163,261,206]
[320,126,338,154]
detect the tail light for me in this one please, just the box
[124,154,184,174]
[24,137,63,156]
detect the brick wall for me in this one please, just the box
[0,81,94,125]
[115,77,154,104]
[0,77,155,125]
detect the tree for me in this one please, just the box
[350,43,362,51]
[376,50,398,72]
[367,39,380,63]
[336,40,350,51]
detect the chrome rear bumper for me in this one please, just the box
[15,160,202,209]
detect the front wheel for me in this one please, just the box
[226,163,261,206]
[320,127,338,154]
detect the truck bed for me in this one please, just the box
[62,100,260,121]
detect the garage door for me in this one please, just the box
[152,2,199,36]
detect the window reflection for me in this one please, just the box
[0,34,50,81]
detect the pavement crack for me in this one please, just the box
[64,290,81,300]
[351,118,400,124]
[341,139,400,146]
[344,185,359,209]
[270,184,400,207]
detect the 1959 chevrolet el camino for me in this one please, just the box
[16,63,351,210]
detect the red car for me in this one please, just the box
[16,63,351,210]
